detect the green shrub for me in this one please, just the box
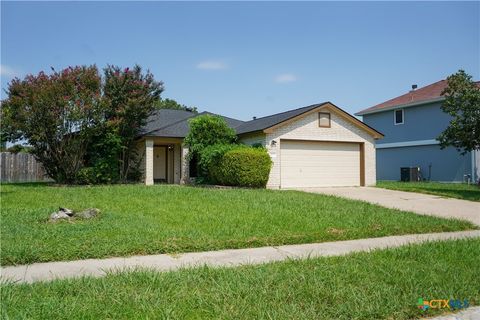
[76,167,96,185]
[213,147,272,188]
[184,115,236,163]
[199,144,240,183]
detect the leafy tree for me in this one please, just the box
[101,65,164,182]
[1,66,102,183]
[184,114,236,162]
[154,98,197,113]
[439,70,480,155]
[1,64,164,184]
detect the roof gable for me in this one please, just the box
[261,102,383,139]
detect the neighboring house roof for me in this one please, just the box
[356,80,480,116]
[140,109,244,138]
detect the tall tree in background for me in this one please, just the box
[439,70,480,155]
[1,66,102,183]
[102,65,164,182]
[154,98,197,113]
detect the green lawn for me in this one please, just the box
[377,181,480,202]
[0,183,476,266]
[2,238,478,319]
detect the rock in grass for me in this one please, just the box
[59,207,75,217]
[75,208,100,219]
[49,207,74,222]
[49,207,100,221]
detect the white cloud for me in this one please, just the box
[196,60,227,70]
[275,73,297,83]
[0,64,18,77]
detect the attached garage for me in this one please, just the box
[280,140,363,188]
[236,102,383,189]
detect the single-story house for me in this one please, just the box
[137,102,384,188]
[356,80,480,183]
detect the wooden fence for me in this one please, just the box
[0,152,51,183]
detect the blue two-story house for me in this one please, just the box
[356,80,479,183]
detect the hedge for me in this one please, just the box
[198,144,241,181]
[210,146,272,188]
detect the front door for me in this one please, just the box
[153,146,167,183]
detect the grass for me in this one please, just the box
[1,238,479,319]
[377,181,480,202]
[0,183,476,266]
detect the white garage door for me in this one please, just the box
[280,140,361,188]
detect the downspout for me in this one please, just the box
[472,150,477,183]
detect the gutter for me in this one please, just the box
[355,97,445,116]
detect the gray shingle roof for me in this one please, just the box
[139,102,382,139]
[200,111,245,129]
[235,102,328,135]
[140,109,245,138]
[140,109,196,137]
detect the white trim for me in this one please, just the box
[356,97,445,116]
[394,109,404,125]
[145,139,154,185]
[376,139,439,149]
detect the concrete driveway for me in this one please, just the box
[295,187,480,226]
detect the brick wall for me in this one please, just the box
[240,107,377,188]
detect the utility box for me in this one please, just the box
[400,167,421,182]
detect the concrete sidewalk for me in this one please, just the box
[2,230,479,284]
[296,187,480,226]
[423,306,480,320]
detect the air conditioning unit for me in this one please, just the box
[400,167,421,182]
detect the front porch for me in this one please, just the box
[138,137,189,185]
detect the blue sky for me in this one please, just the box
[1,1,479,120]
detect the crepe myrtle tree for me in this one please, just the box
[1,64,164,184]
[1,66,102,183]
[101,65,164,182]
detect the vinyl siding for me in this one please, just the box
[362,101,451,144]
[376,145,472,182]
[361,101,477,182]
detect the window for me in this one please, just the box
[319,112,331,128]
[394,109,404,125]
